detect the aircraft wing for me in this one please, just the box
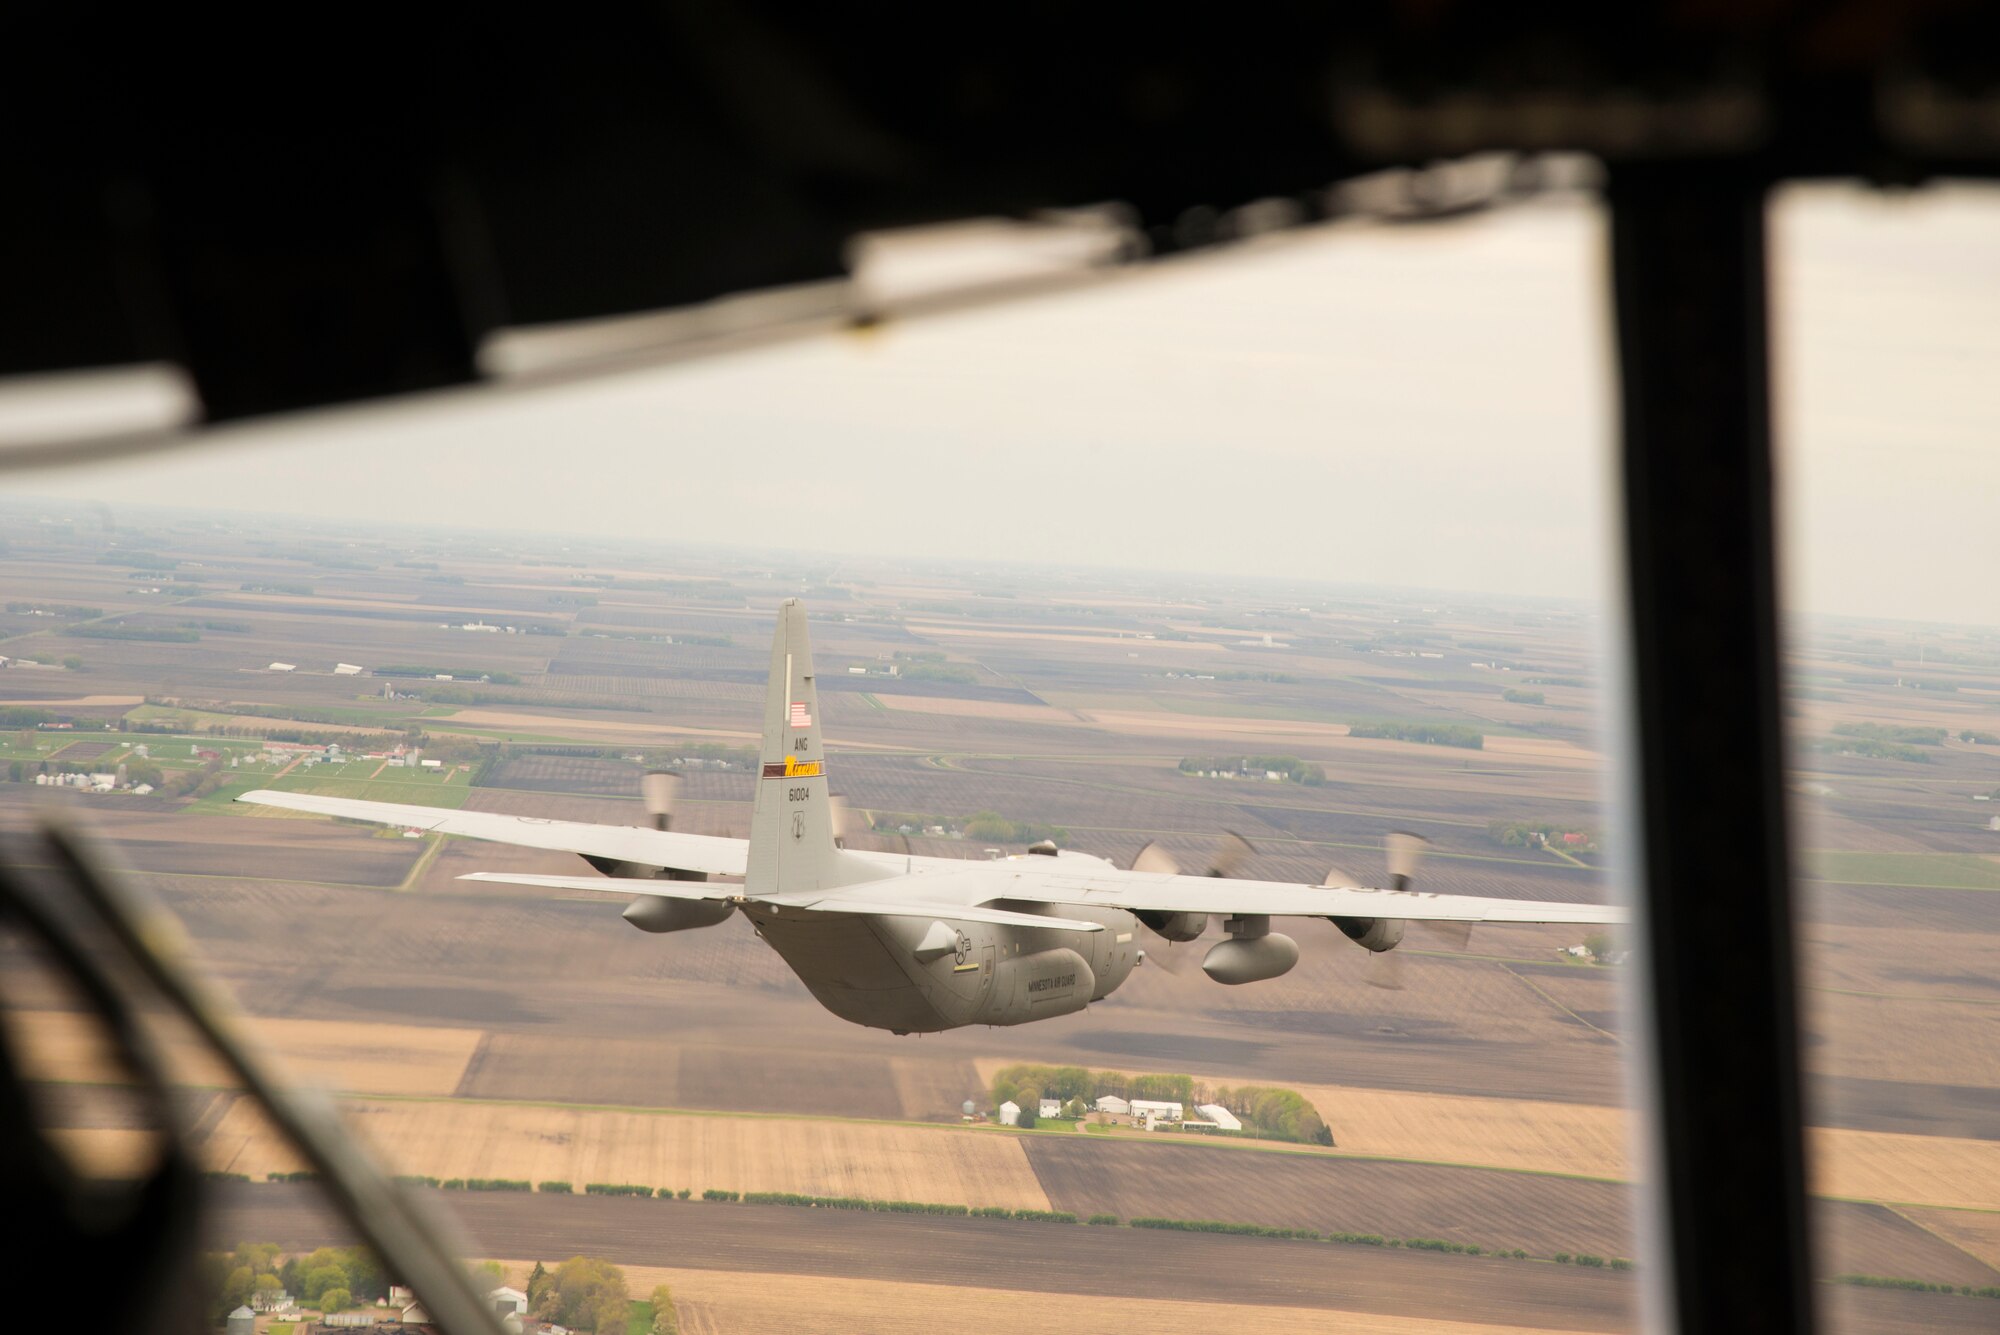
[936,862,1626,925]
[235,789,748,878]
[458,871,737,899]
[459,871,1104,931]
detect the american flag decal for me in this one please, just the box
[789,702,812,728]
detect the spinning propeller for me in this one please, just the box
[830,794,909,855]
[1128,832,1254,973]
[1336,832,1471,990]
[640,770,680,831]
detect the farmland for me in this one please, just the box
[0,500,1995,1330]
[199,1096,1056,1210]
[7,1009,482,1095]
[210,1185,1999,1335]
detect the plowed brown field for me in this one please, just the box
[538,1264,1621,1335]
[1901,1205,2000,1271]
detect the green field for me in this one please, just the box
[124,703,251,731]
[1805,850,2000,891]
[193,760,473,813]
[195,776,470,813]
[127,700,426,730]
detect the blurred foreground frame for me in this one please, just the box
[0,820,505,1335]
[10,5,2000,1332]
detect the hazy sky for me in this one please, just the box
[23,183,2000,624]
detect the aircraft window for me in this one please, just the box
[8,170,1992,1335]
[1773,182,2000,1333]
[10,188,1634,1333]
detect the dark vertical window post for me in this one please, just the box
[1606,162,1814,1335]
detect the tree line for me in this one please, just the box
[1348,720,1484,749]
[206,1243,383,1322]
[1178,754,1325,784]
[988,1064,1331,1144]
[208,1245,682,1334]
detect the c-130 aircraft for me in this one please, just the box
[241,600,1623,1034]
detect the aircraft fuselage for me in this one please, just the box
[746,900,1143,1033]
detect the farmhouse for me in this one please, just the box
[1038,1099,1062,1119]
[250,1287,293,1313]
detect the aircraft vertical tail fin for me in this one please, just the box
[745,599,884,894]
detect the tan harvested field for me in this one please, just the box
[429,706,910,753]
[872,693,1076,724]
[48,1127,161,1176]
[538,1264,1621,1335]
[1812,1128,2000,1212]
[1306,1083,2000,1213]
[220,714,397,735]
[0,693,145,706]
[6,1010,479,1096]
[982,1064,2000,1213]
[910,623,1229,651]
[1073,708,1599,765]
[1081,708,1356,740]
[430,708,760,743]
[1483,736,1602,762]
[1301,1084,1630,1178]
[201,1097,1054,1209]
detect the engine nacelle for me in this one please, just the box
[1201,933,1299,985]
[1329,916,1406,953]
[1136,910,1208,942]
[623,896,734,934]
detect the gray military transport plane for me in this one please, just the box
[239,599,1623,1034]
